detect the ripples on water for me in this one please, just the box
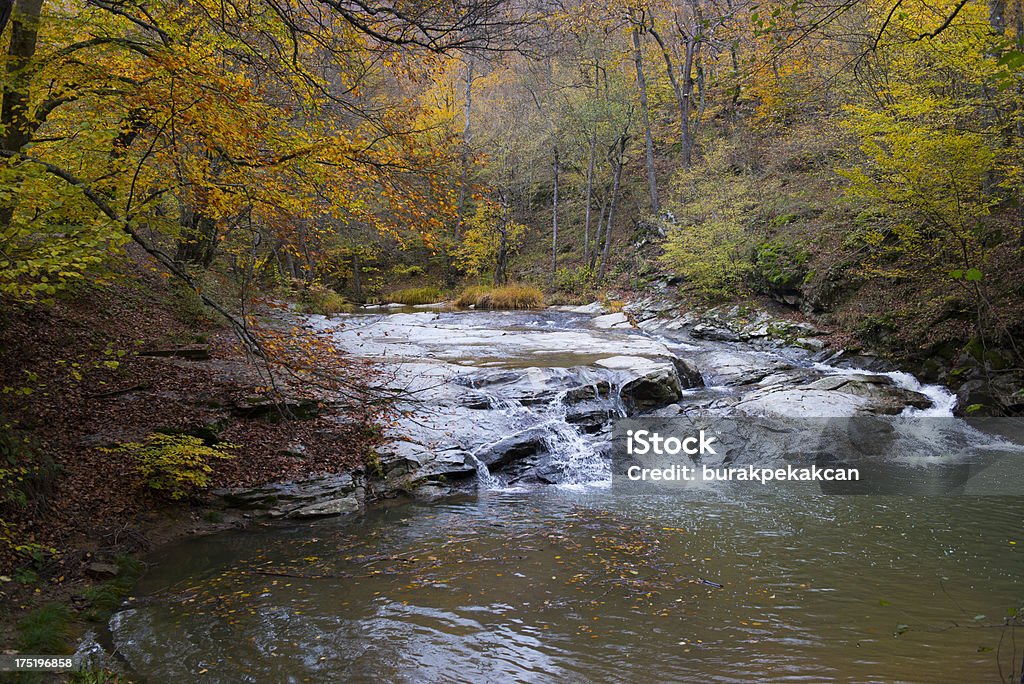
[114,488,1024,683]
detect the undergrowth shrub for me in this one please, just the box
[554,266,595,294]
[17,602,73,654]
[108,433,235,500]
[658,139,758,298]
[296,283,354,315]
[0,421,58,561]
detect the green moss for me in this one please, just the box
[754,239,809,289]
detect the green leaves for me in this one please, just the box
[948,268,982,282]
[106,433,236,501]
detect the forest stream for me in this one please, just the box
[98,307,1024,682]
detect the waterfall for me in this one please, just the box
[467,371,623,490]
[540,419,611,488]
[882,370,958,417]
[466,450,500,489]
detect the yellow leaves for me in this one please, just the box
[105,433,236,500]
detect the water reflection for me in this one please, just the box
[113,489,1024,683]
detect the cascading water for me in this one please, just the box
[465,370,628,489]
[883,370,959,417]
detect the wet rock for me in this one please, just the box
[670,357,704,388]
[475,426,551,470]
[289,493,359,518]
[821,350,898,373]
[556,301,607,314]
[214,473,362,518]
[403,445,477,480]
[563,380,612,403]
[595,356,683,411]
[86,562,121,579]
[955,373,1024,417]
[691,323,740,342]
[74,631,125,676]
[457,367,609,406]
[694,350,795,387]
[796,337,826,352]
[736,374,932,417]
[411,483,452,501]
[592,312,633,329]
[563,405,617,432]
[459,393,493,409]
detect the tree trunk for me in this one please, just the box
[599,135,627,282]
[988,0,1006,33]
[583,61,599,266]
[679,38,697,168]
[631,27,660,213]
[1,0,43,154]
[455,57,474,241]
[0,0,45,228]
[584,128,596,264]
[551,146,559,279]
[175,209,218,268]
[352,252,362,299]
[592,191,608,271]
[0,0,14,39]
[495,194,510,285]
[649,24,698,168]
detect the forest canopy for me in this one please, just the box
[1,0,1022,368]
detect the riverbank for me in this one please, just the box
[0,264,382,661]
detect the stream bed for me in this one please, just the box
[104,307,1024,682]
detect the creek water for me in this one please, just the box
[106,309,1024,682]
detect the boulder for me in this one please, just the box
[736,373,933,417]
[85,562,120,580]
[289,493,360,518]
[691,323,740,342]
[562,380,612,403]
[595,356,683,411]
[670,357,704,388]
[796,337,827,352]
[474,426,551,470]
[214,473,362,518]
[563,405,617,432]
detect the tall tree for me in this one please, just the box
[630,19,660,212]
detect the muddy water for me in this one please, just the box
[107,310,1024,682]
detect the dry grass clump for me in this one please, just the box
[387,286,444,305]
[454,284,544,310]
